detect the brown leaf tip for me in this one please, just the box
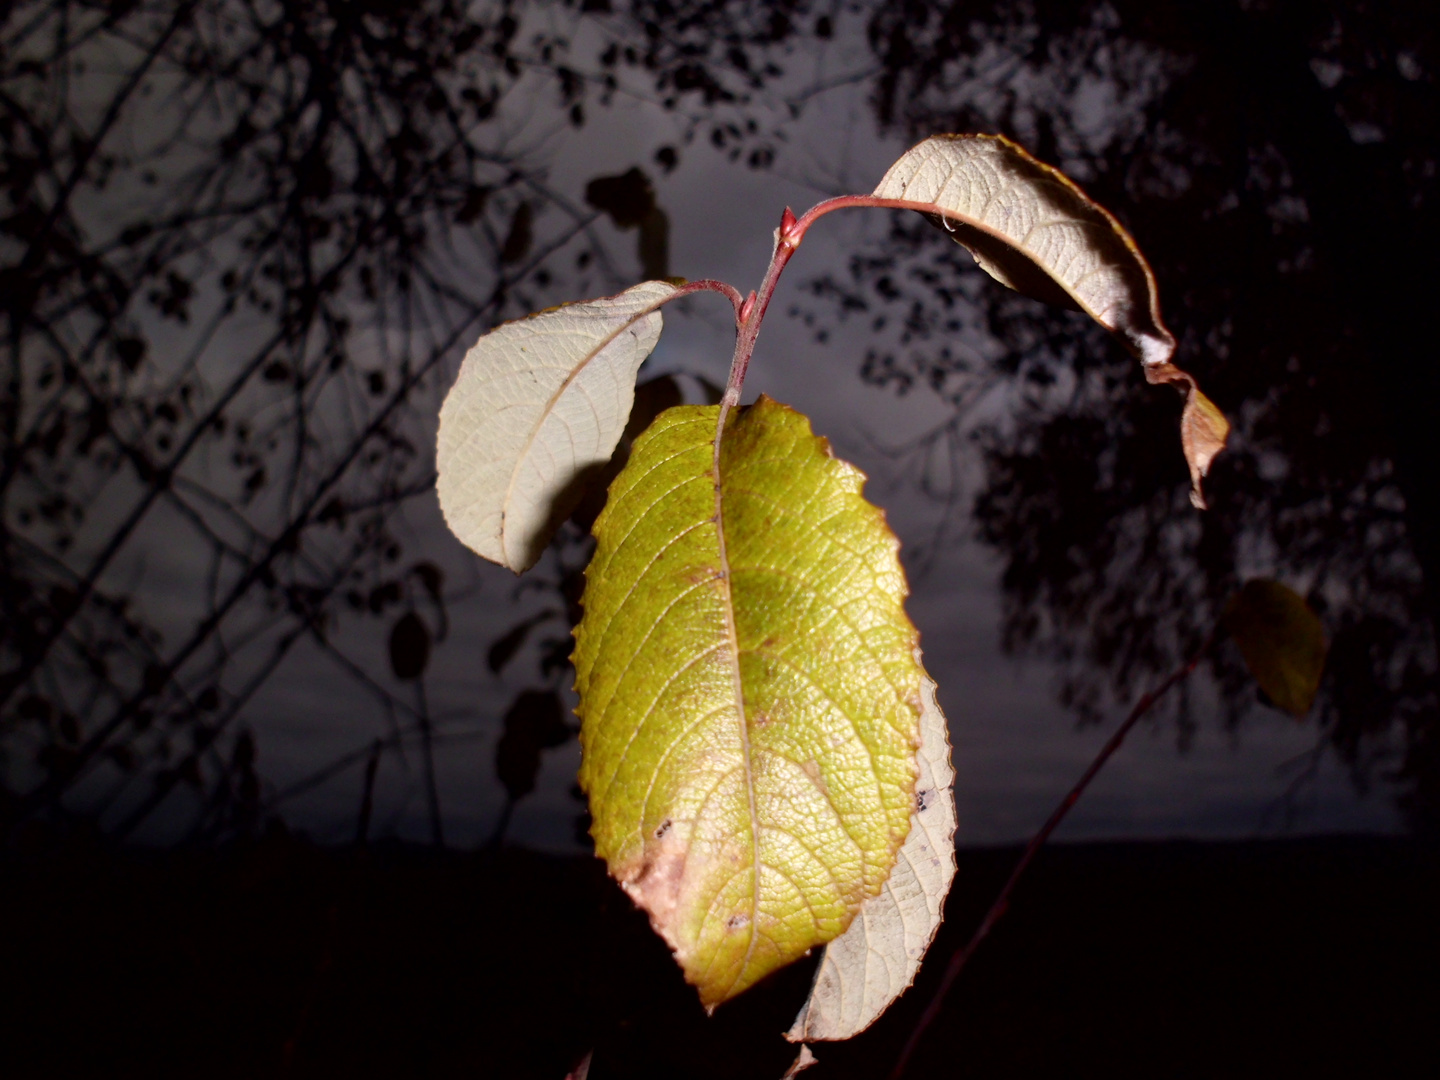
[1181,387,1230,509]
[782,1046,818,1077]
[618,826,689,953]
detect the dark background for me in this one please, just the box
[3,1,1438,1075]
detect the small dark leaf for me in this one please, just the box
[538,636,575,679]
[389,612,431,681]
[317,498,346,526]
[500,202,534,264]
[585,167,655,228]
[1223,579,1327,717]
[115,337,146,372]
[585,168,669,277]
[456,184,490,224]
[368,581,402,613]
[638,207,669,279]
[488,612,551,673]
[411,561,444,602]
[495,689,573,801]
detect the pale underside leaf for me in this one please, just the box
[874,133,1228,506]
[787,657,956,1042]
[436,280,677,573]
[574,398,924,1008]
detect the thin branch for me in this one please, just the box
[889,630,1216,1080]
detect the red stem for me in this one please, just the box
[676,277,746,322]
[683,193,1208,1071]
[887,633,1215,1080]
[711,194,954,439]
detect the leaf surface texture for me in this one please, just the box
[875,134,1228,505]
[574,397,923,1007]
[436,280,676,572]
[787,660,955,1041]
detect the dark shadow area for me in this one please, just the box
[0,0,820,842]
[2,835,1436,1078]
[803,0,1440,826]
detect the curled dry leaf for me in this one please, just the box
[1223,579,1328,717]
[781,1045,819,1077]
[874,133,1229,507]
[787,659,956,1042]
[575,397,924,1008]
[436,280,677,572]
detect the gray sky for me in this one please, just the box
[233,32,1400,851]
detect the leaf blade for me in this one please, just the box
[787,659,956,1042]
[1223,579,1327,717]
[436,280,677,572]
[575,398,924,1007]
[874,133,1229,505]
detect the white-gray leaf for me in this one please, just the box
[436,280,677,572]
[874,134,1229,505]
[786,658,957,1042]
[874,133,1175,367]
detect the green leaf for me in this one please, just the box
[1223,579,1327,718]
[574,397,925,1008]
[874,134,1229,507]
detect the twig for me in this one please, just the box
[888,630,1216,1079]
[355,739,382,847]
[416,675,444,849]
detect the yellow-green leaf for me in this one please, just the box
[1223,579,1327,718]
[574,397,923,1008]
[874,133,1229,507]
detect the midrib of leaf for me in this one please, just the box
[498,313,652,567]
[710,408,763,999]
[575,400,923,1007]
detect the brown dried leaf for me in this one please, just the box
[781,1046,818,1077]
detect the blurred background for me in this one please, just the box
[3,1,1437,1077]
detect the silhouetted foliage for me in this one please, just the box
[0,0,823,842]
[801,0,1440,825]
[5,0,1435,846]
